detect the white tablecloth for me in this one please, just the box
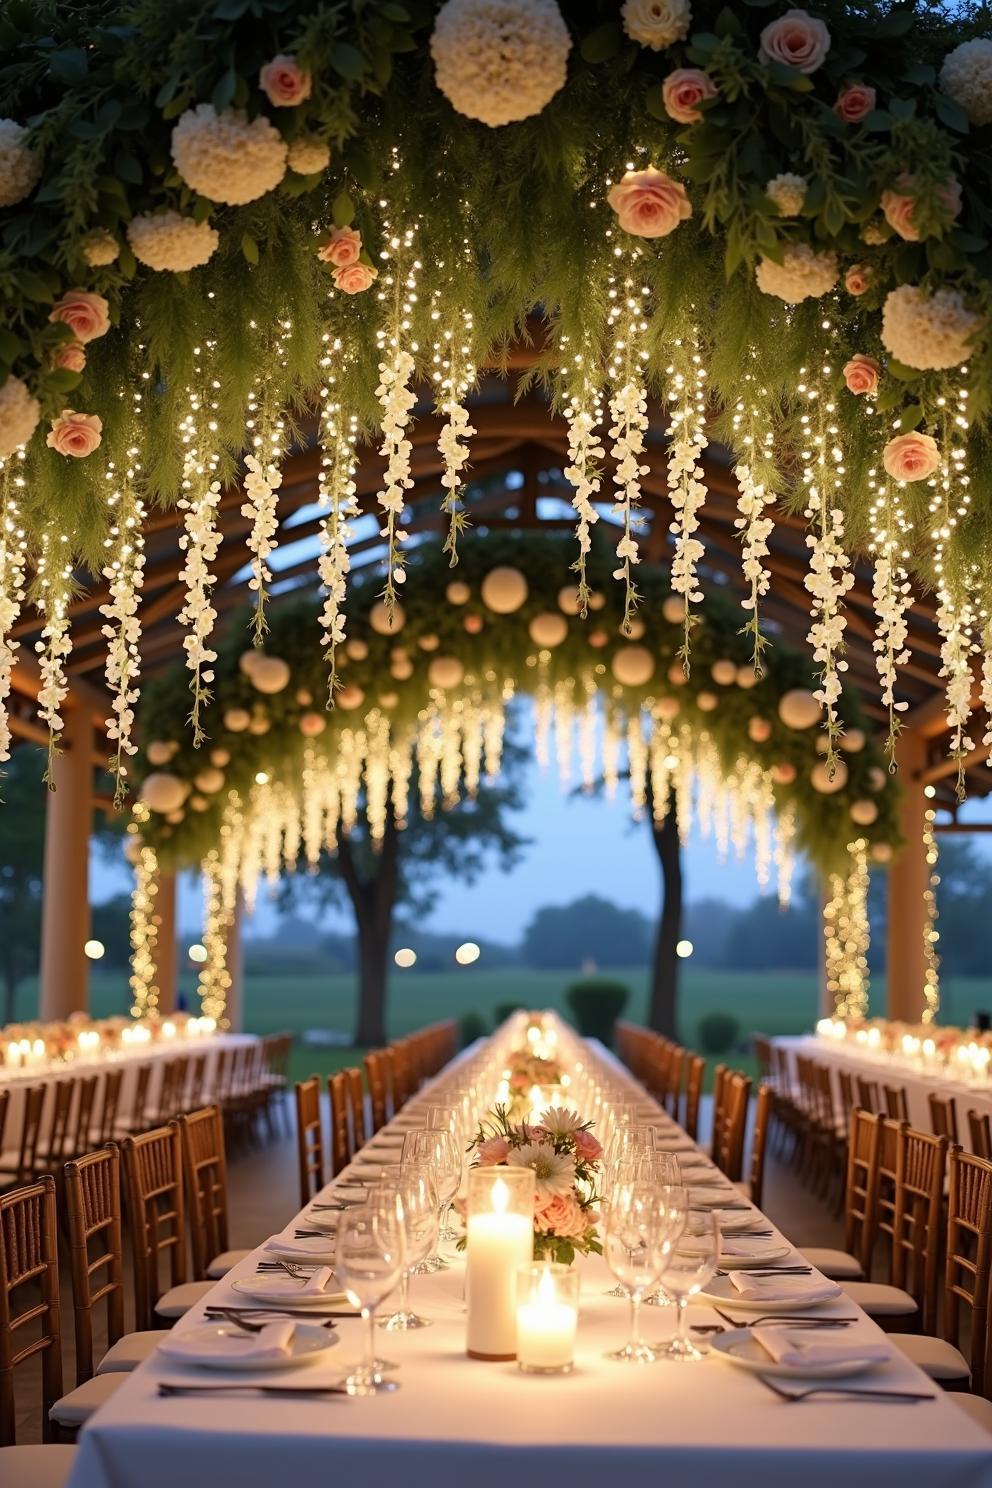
[70,1033,992,1488]
[778,1035,992,1151]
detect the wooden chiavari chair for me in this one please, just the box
[883,1084,909,1122]
[683,1055,705,1140]
[856,1075,880,1114]
[344,1066,367,1155]
[929,1091,960,1146]
[327,1073,351,1177]
[117,1063,153,1137]
[738,1083,772,1209]
[152,1058,183,1127]
[384,1045,408,1112]
[800,1106,877,1281]
[967,1109,992,1160]
[120,1126,211,1329]
[364,1051,390,1134]
[68,1076,98,1161]
[43,1080,75,1172]
[0,1085,45,1189]
[843,1122,939,1329]
[294,1077,325,1205]
[184,1054,208,1115]
[752,1033,773,1085]
[174,1106,251,1280]
[665,1046,685,1119]
[713,1069,752,1182]
[94,1070,123,1148]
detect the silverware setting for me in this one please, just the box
[204,1308,338,1333]
[206,1306,353,1320]
[715,1266,813,1277]
[756,1377,935,1404]
[158,1382,351,1398]
[712,1306,858,1329]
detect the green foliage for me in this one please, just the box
[459,1010,488,1047]
[523,895,652,970]
[565,977,632,1044]
[697,1008,742,1053]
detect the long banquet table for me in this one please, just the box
[70,1022,992,1488]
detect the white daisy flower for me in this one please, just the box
[539,1106,583,1137]
[508,1141,576,1199]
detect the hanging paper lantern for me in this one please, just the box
[188,794,209,812]
[164,810,184,825]
[697,691,718,713]
[146,740,176,766]
[464,614,484,635]
[667,663,687,686]
[868,765,887,792]
[210,748,230,767]
[872,842,893,863]
[346,638,369,661]
[662,595,685,624]
[428,656,465,689]
[249,716,271,735]
[811,759,849,794]
[748,716,772,743]
[239,649,262,677]
[772,761,797,784]
[588,630,608,649]
[656,697,680,721]
[418,633,440,652]
[338,684,365,711]
[481,566,528,614]
[850,799,878,825]
[529,612,568,648]
[139,772,189,814]
[446,580,471,605]
[778,689,822,730]
[194,766,225,794]
[296,688,313,706]
[736,665,757,690]
[250,656,291,694]
[379,692,398,709]
[840,728,865,753]
[370,600,405,634]
[299,711,327,737]
[391,657,414,680]
[223,707,251,733]
[587,592,606,612]
[558,585,581,615]
[711,659,738,686]
[611,645,655,687]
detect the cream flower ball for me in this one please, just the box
[881,285,984,371]
[765,172,807,217]
[82,230,120,267]
[430,0,572,127]
[755,243,838,303]
[0,375,40,458]
[0,119,41,207]
[287,135,331,175]
[622,0,691,49]
[171,105,287,205]
[939,39,992,126]
[127,211,220,272]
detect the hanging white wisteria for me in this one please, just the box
[930,389,977,801]
[606,270,649,636]
[731,382,776,676]
[561,339,604,616]
[434,305,476,566]
[868,477,913,768]
[32,524,73,783]
[0,455,27,767]
[373,207,420,618]
[665,331,708,672]
[981,619,992,769]
[242,342,289,646]
[177,368,223,746]
[100,437,146,806]
[316,335,360,701]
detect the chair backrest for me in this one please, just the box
[294,1077,324,1205]
[856,1075,879,1114]
[45,1078,75,1168]
[771,1044,793,1097]
[843,1107,882,1271]
[967,1108,992,1161]
[812,1062,837,1131]
[175,1106,230,1281]
[121,1125,189,1330]
[364,1051,389,1134]
[0,1176,62,1444]
[683,1055,705,1140]
[185,1054,208,1113]
[891,1123,948,1333]
[748,1084,772,1210]
[883,1084,909,1122]
[63,1144,125,1385]
[328,1073,350,1177]
[714,1070,752,1181]
[944,1147,992,1398]
[71,1074,99,1157]
[752,1034,773,1083]
[129,1063,153,1134]
[666,1046,685,1118]
[96,1069,124,1146]
[344,1066,367,1153]
[837,1069,856,1122]
[929,1091,960,1145]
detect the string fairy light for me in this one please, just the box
[561,334,604,615]
[0,453,28,767]
[242,323,290,646]
[606,256,650,635]
[731,372,776,675]
[432,283,476,566]
[32,522,73,783]
[666,328,708,672]
[867,470,913,769]
[128,842,160,1018]
[921,800,941,1023]
[316,333,360,701]
[823,838,870,1019]
[100,387,147,804]
[198,848,232,1025]
[177,346,223,745]
[930,379,976,801]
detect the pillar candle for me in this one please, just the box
[466,1174,533,1359]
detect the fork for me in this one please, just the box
[712,1308,857,1328]
[756,1376,935,1404]
[159,1382,350,1399]
[205,1308,336,1334]
[716,1266,812,1277]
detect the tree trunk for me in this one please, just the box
[337,809,400,1048]
[647,795,682,1039]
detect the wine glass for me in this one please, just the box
[658,1190,715,1361]
[376,1163,439,1330]
[603,1181,668,1363]
[600,1152,640,1296]
[402,1127,460,1262]
[334,1196,405,1395]
[638,1154,680,1306]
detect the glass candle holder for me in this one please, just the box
[516,1264,578,1374]
[466,1167,534,1360]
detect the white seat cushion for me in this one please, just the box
[207,1248,252,1280]
[0,1446,76,1488]
[952,1394,992,1434]
[155,1280,213,1319]
[96,1330,162,1374]
[49,1372,124,1427]
[842,1280,918,1316]
[800,1247,864,1281]
[890,1333,971,1382]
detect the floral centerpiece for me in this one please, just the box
[506,1048,564,1094]
[465,1104,603,1265]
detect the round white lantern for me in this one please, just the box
[624,618,646,641]
[223,707,251,733]
[772,761,797,784]
[779,689,822,730]
[558,585,581,616]
[299,711,326,737]
[379,692,399,709]
[249,716,270,735]
[337,684,365,711]
[748,716,772,743]
[370,600,404,635]
[194,767,225,794]
[840,728,866,753]
[250,656,290,695]
[210,748,230,767]
[872,842,893,864]
[140,772,189,814]
[296,688,313,706]
[662,595,685,625]
[611,645,655,687]
[529,612,568,648]
[239,649,262,678]
[446,580,471,606]
[481,566,528,614]
[428,656,465,689]
[850,799,879,826]
[188,794,208,812]
[391,657,414,681]
[464,614,484,635]
[811,759,849,794]
[146,740,176,766]
[868,766,887,792]
[165,810,184,825]
[667,663,687,687]
[587,591,606,612]
[346,638,369,661]
[588,629,608,649]
[711,659,738,686]
[656,697,680,722]
[697,690,718,713]
[418,633,440,652]
[736,665,758,690]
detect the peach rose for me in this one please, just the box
[573,1128,603,1163]
[46,409,102,458]
[54,343,86,373]
[318,226,362,267]
[661,68,717,124]
[759,8,830,73]
[835,82,876,122]
[881,174,961,242]
[844,264,871,296]
[477,1136,510,1166]
[607,167,692,239]
[536,1191,588,1241]
[259,54,311,107]
[332,262,377,294]
[882,431,940,483]
[48,290,110,344]
[843,354,880,395]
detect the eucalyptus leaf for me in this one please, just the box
[579,21,623,63]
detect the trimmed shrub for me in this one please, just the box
[459,1012,488,1048]
[565,978,630,1046]
[697,1011,740,1055]
[493,1001,525,1026]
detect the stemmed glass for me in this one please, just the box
[334,1195,405,1396]
[603,1181,670,1363]
[639,1154,680,1306]
[658,1190,716,1361]
[376,1163,439,1330]
[402,1127,460,1266]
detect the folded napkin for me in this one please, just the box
[264,1234,335,1261]
[682,1238,768,1259]
[751,1326,890,1370]
[166,1320,296,1364]
[264,1264,334,1298]
[728,1272,842,1303]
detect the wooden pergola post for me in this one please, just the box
[886,729,928,1022]
[39,700,93,1020]
[225,892,244,1032]
[153,870,177,1015]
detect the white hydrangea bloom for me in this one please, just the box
[622,0,691,50]
[0,376,40,458]
[430,0,572,127]
[939,39,992,126]
[171,105,287,205]
[755,244,838,303]
[127,211,219,272]
[765,172,807,217]
[0,119,41,207]
[881,284,983,371]
[82,230,120,267]
[287,135,331,175]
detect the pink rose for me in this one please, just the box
[881,175,961,243]
[573,1128,603,1163]
[477,1136,510,1166]
[882,431,940,483]
[661,68,717,125]
[318,226,362,268]
[333,262,377,295]
[54,343,86,373]
[843,354,880,395]
[835,83,876,122]
[536,1192,588,1241]
[844,264,871,296]
[759,8,831,73]
[607,167,692,239]
[46,409,102,459]
[48,290,110,344]
[259,54,311,107]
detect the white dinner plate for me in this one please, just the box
[688,1211,769,1237]
[265,1235,337,1264]
[158,1321,338,1370]
[689,1187,742,1208]
[710,1328,886,1380]
[678,1240,792,1268]
[697,1274,843,1312]
[231,1274,350,1306]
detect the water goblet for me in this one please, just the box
[334,1197,406,1396]
[402,1127,460,1262]
[603,1181,668,1363]
[376,1163,439,1330]
[658,1191,715,1361]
